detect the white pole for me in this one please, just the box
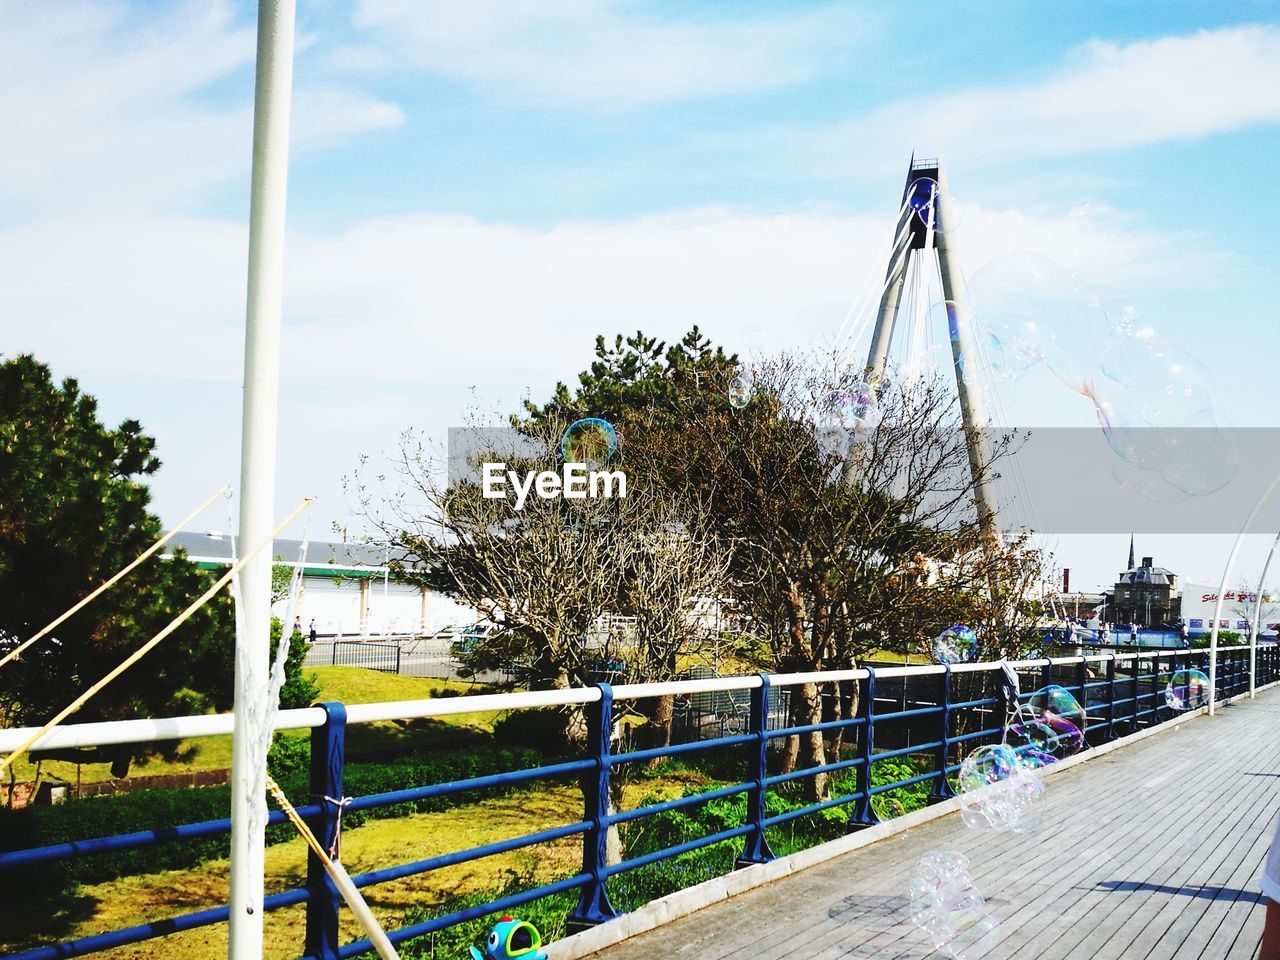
[1206,468,1280,716]
[228,1,296,956]
[1246,531,1280,698]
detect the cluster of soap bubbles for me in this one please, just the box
[957,743,1044,833]
[560,418,618,469]
[965,251,1236,502]
[932,625,977,664]
[1005,683,1087,768]
[1165,667,1211,711]
[908,852,998,959]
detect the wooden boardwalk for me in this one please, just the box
[584,687,1280,960]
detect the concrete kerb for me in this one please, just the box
[546,676,1280,960]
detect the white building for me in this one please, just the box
[166,531,476,637]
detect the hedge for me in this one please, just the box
[0,743,540,900]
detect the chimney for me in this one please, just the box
[1063,568,1070,593]
[1142,556,1153,568]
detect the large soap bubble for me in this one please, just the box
[1165,668,1211,711]
[957,743,1044,833]
[1085,313,1237,500]
[560,418,618,469]
[933,625,977,664]
[908,852,999,959]
[967,252,1107,390]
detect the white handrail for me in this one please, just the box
[0,646,1261,755]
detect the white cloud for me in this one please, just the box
[0,199,1245,534]
[347,0,865,108]
[812,25,1280,171]
[0,200,1227,384]
[0,1,402,218]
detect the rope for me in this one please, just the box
[0,497,313,778]
[321,794,353,860]
[0,484,231,671]
[265,774,401,960]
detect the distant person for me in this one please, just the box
[1262,815,1280,959]
[308,619,317,644]
[292,615,302,638]
[1130,623,1138,645]
[1180,622,1190,647]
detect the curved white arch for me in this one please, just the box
[1206,468,1280,714]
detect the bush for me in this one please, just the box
[0,743,540,903]
[267,733,311,778]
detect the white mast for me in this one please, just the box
[228,1,296,956]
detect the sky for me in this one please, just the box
[3,0,1280,593]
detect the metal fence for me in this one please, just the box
[1,644,1277,960]
[329,640,401,674]
[304,638,517,685]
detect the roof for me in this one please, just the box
[165,531,393,578]
[1117,564,1176,586]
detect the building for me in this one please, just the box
[1179,583,1280,637]
[1100,537,1180,628]
[166,531,477,637]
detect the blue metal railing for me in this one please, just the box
[2,645,1277,960]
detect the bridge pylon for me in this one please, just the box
[863,156,1001,549]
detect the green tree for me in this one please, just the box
[0,355,232,773]
[270,615,320,710]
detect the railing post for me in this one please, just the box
[1104,655,1118,741]
[304,701,347,960]
[569,683,618,931]
[1075,657,1089,745]
[1130,654,1140,730]
[331,641,337,666]
[928,664,954,804]
[737,674,775,867]
[852,667,878,827]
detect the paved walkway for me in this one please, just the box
[585,687,1280,960]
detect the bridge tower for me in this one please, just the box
[864,156,1001,548]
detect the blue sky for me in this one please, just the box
[3,0,1280,592]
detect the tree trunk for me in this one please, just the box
[798,681,829,802]
[638,694,674,771]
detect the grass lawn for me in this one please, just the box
[9,667,501,786]
[1,772,709,960]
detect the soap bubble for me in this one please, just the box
[908,852,999,959]
[1005,709,1085,764]
[871,795,907,821]
[560,418,618,469]
[905,177,964,234]
[829,379,879,428]
[1165,668,1211,711]
[933,625,977,664]
[727,372,752,409]
[957,743,1044,833]
[1028,684,1086,731]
